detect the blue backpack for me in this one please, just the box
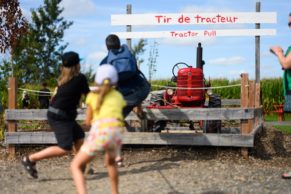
[106,44,137,81]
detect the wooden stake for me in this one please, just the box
[240,73,249,158]
[248,81,255,132]
[8,77,17,159]
[255,83,261,126]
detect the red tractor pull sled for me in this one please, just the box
[147,43,221,133]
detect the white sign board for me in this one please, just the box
[113,29,276,39]
[111,12,276,25]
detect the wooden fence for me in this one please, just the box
[5,73,263,158]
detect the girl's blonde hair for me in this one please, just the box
[57,64,80,86]
[95,79,112,112]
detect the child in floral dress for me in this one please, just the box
[70,64,126,194]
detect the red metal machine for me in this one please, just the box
[147,43,221,133]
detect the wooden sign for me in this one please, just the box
[111,12,276,25]
[113,29,276,39]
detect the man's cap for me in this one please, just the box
[95,64,118,85]
[62,51,80,67]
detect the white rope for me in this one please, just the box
[18,83,241,95]
[151,84,241,90]
[19,88,53,94]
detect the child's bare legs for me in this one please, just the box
[74,139,84,152]
[105,151,119,194]
[29,138,84,162]
[71,151,94,194]
[29,146,68,162]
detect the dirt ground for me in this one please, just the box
[0,126,290,194]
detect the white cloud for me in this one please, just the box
[88,51,107,61]
[85,50,107,67]
[208,56,246,65]
[214,69,247,79]
[60,0,97,17]
[228,69,247,75]
[228,69,247,79]
[73,37,87,47]
[180,5,233,13]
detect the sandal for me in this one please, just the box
[282,171,291,179]
[21,156,38,179]
[116,158,124,167]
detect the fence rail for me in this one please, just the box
[5,107,260,121]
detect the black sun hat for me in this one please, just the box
[62,51,80,67]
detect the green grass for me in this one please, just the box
[264,113,291,122]
[273,125,291,134]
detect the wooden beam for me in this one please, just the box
[255,83,261,126]
[248,81,255,133]
[8,77,17,158]
[5,107,257,121]
[5,132,255,147]
[240,73,249,158]
[221,99,240,106]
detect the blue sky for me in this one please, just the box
[17,0,291,80]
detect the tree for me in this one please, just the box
[0,0,27,109]
[147,41,159,82]
[1,0,72,84]
[0,0,28,53]
[28,0,73,82]
[132,39,147,68]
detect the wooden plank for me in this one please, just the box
[240,73,249,158]
[240,73,249,134]
[5,107,256,121]
[113,29,276,39]
[8,77,17,158]
[111,12,277,25]
[248,81,255,133]
[221,99,240,106]
[129,108,255,120]
[255,83,261,125]
[255,106,264,125]
[5,132,255,147]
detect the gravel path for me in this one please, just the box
[0,126,290,194]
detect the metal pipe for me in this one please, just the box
[196,42,204,69]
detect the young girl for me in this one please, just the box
[70,64,126,194]
[21,51,90,178]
